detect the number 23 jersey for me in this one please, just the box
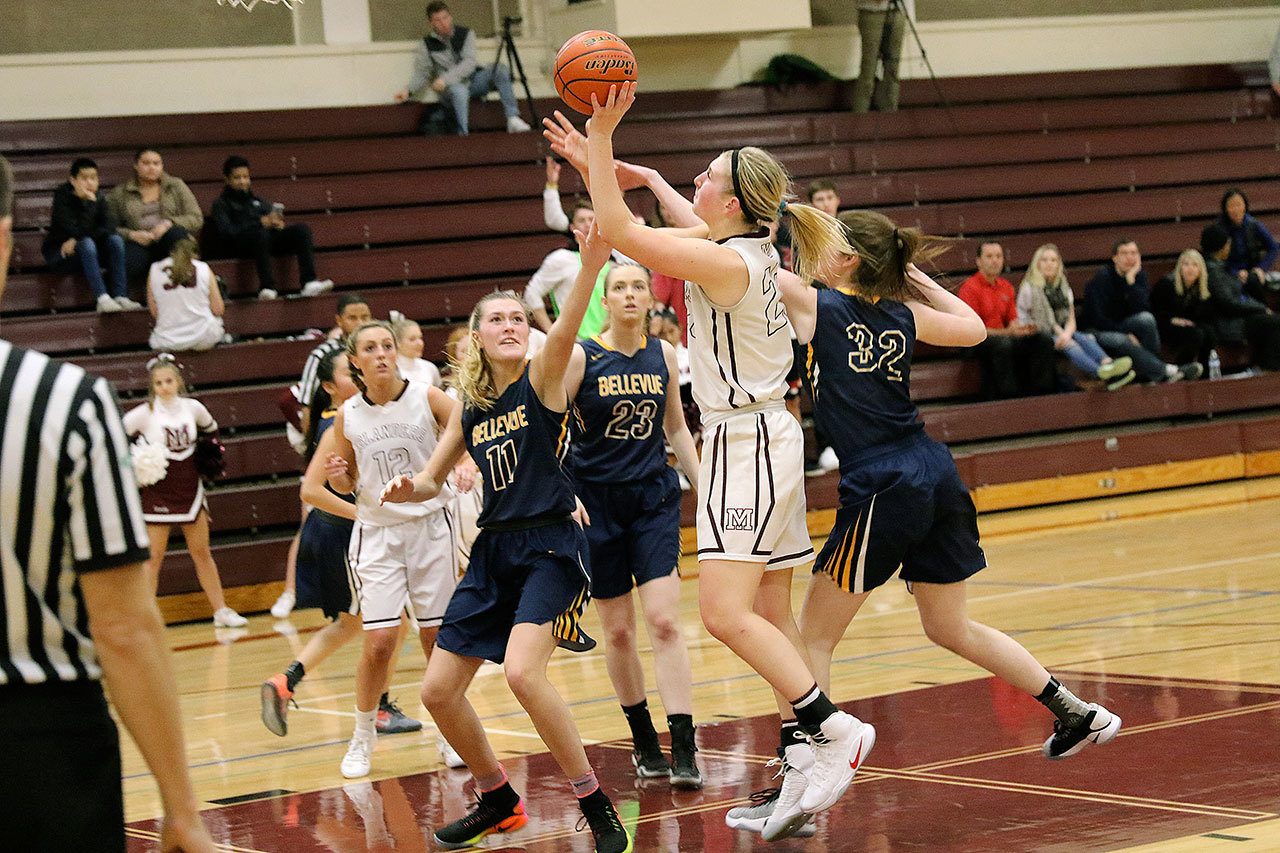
[808,288,923,462]
[572,336,668,485]
[344,379,452,525]
[462,364,577,529]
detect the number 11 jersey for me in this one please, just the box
[462,363,577,529]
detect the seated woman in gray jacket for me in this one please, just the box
[1017,243,1134,390]
[106,148,203,283]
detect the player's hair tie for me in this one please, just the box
[146,352,180,371]
[777,200,789,217]
[730,148,759,224]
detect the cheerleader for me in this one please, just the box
[123,355,245,627]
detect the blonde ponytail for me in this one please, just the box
[168,237,200,288]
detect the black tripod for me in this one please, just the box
[885,0,959,135]
[494,16,540,128]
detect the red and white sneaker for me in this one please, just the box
[798,712,876,814]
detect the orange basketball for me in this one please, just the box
[553,30,637,115]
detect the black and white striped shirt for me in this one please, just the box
[0,341,151,685]
[292,338,345,408]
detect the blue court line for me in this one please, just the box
[968,579,1280,596]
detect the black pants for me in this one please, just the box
[1161,323,1210,366]
[216,224,317,293]
[975,331,1057,399]
[0,681,124,852]
[1244,314,1280,370]
[123,226,191,283]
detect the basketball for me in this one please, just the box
[553,30,637,115]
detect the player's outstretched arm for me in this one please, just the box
[906,265,988,347]
[382,401,466,504]
[660,340,699,489]
[777,268,819,345]
[301,429,357,520]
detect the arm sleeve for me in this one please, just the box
[543,187,570,232]
[66,379,152,574]
[407,40,432,93]
[193,400,217,433]
[167,179,204,233]
[210,197,251,240]
[1015,283,1034,327]
[523,250,571,310]
[107,187,133,238]
[1081,274,1122,333]
[441,30,478,85]
[1002,283,1018,326]
[296,342,331,408]
[1129,271,1152,314]
[48,189,79,241]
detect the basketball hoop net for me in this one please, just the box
[217,0,303,11]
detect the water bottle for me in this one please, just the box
[1208,349,1221,380]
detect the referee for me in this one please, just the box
[0,156,215,850]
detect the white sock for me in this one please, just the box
[1165,364,1178,378]
[355,706,377,734]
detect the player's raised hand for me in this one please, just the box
[380,474,417,504]
[571,496,591,528]
[323,453,348,480]
[542,110,588,176]
[586,81,637,135]
[573,221,613,271]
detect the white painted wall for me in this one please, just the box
[0,6,1274,120]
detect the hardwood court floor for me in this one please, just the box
[122,492,1280,851]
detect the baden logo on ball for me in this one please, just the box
[553,30,638,116]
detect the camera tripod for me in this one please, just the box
[494,16,540,129]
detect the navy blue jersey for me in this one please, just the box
[462,364,577,528]
[315,409,355,506]
[808,289,923,461]
[572,336,670,484]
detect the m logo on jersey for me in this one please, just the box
[723,507,756,531]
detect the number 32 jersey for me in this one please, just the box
[807,288,924,462]
[462,364,577,529]
[572,336,669,485]
[344,379,452,525]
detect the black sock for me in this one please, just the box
[577,787,612,813]
[1035,676,1089,726]
[790,684,839,735]
[284,661,305,692]
[480,780,520,812]
[668,713,695,752]
[379,692,389,709]
[779,719,804,754]
[622,700,662,754]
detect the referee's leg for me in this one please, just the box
[0,681,126,852]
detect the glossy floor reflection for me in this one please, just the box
[128,673,1280,852]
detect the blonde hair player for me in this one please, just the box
[323,321,464,780]
[381,223,632,853]
[547,82,875,840]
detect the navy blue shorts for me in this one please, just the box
[814,434,986,594]
[295,510,357,621]
[578,467,682,600]
[436,519,595,664]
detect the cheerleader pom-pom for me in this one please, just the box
[131,442,169,488]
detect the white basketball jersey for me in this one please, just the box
[122,396,215,462]
[149,259,218,347]
[684,231,793,418]
[343,379,452,525]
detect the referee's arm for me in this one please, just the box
[68,378,216,852]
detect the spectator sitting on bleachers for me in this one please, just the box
[392,1,531,135]
[147,237,225,353]
[958,241,1058,399]
[1216,188,1277,294]
[43,158,139,314]
[1152,249,1214,366]
[390,315,443,388]
[1200,223,1280,372]
[107,148,202,284]
[1017,243,1134,390]
[207,156,333,302]
[524,198,612,337]
[1081,238,1202,383]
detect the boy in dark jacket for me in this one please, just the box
[43,158,137,313]
[206,156,332,301]
[1202,223,1280,371]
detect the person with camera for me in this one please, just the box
[393,2,531,135]
[207,155,333,301]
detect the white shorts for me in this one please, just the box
[696,407,812,570]
[348,508,460,631]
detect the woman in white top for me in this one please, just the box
[324,321,462,780]
[547,84,874,830]
[390,316,443,388]
[122,356,245,628]
[147,238,225,352]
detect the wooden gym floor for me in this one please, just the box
[122,486,1280,851]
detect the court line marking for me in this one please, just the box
[125,827,264,853]
[289,704,586,742]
